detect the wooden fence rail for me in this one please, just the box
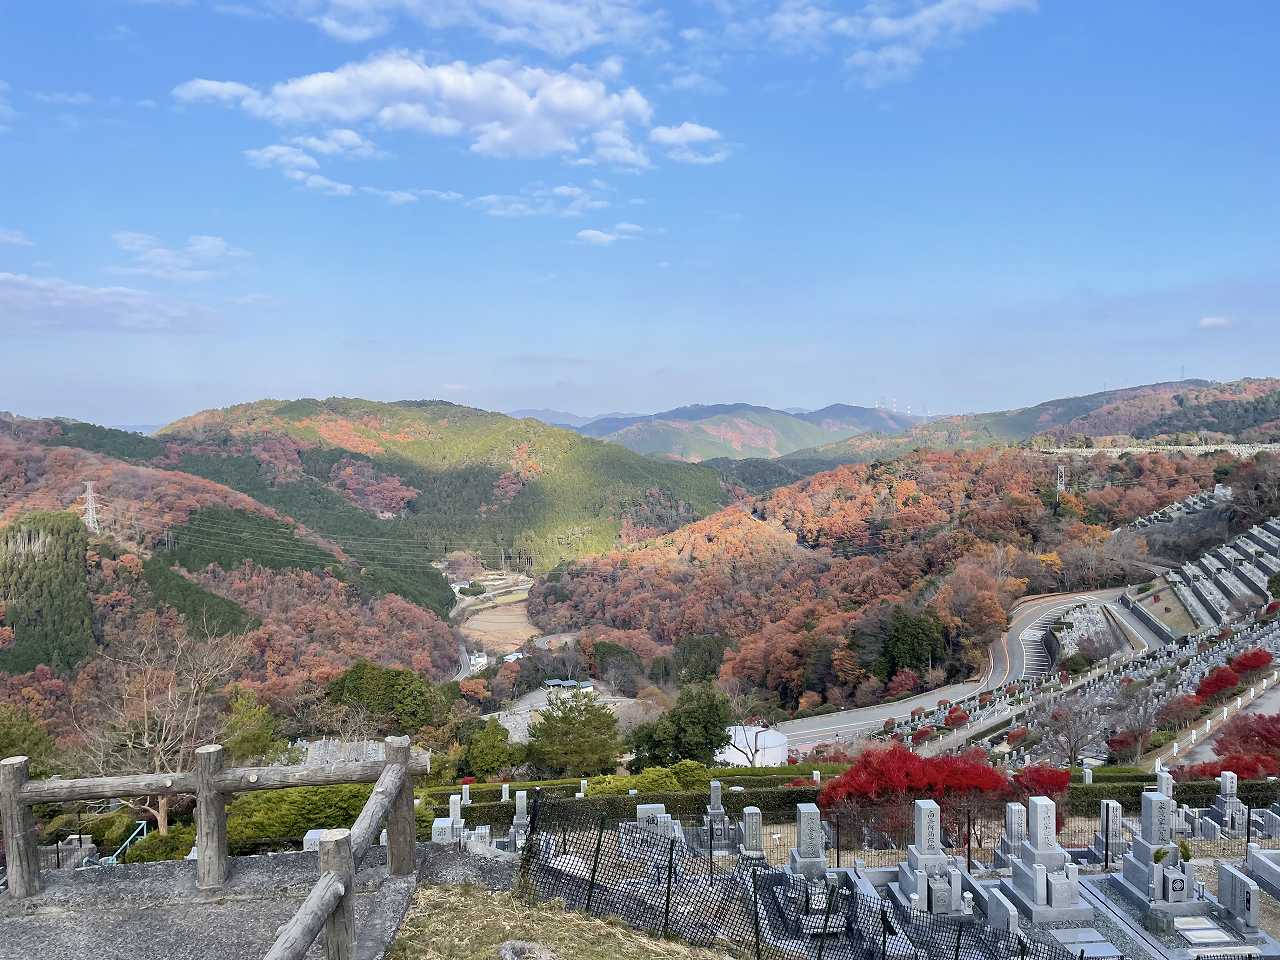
[0,735,428,917]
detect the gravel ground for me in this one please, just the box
[0,846,426,960]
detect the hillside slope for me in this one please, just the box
[155,398,730,570]
[530,446,1239,713]
[787,378,1280,471]
[578,402,917,462]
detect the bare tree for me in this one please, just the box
[74,612,247,834]
[1034,687,1110,767]
[718,680,775,767]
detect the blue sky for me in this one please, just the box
[1,0,1277,425]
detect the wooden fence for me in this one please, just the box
[0,735,430,960]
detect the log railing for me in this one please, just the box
[0,735,429,936]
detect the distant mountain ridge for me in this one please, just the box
[556,402,921,462]
[785,377,1280,471]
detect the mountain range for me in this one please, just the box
[517,402,921,462]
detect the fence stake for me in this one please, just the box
[195,744,228,890]
[384,736,415,876]
[585,815,605,914]
[954,922,964,960]
[816,881,837,960]
[1245,804,1252,862]
[319,829,355,960]
[751,867,761,960]
[1103,802,1110,870]
[708,825,714,884]
[666,838,677,939]
[530,787,543,836]
[0,756,41,898]
[880,903,891,960]
[835,814,841,869]
[966,808,973,873]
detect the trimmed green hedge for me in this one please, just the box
[1063,779,1280,814]
[452,784,822,830]
[1068,766,1153,784]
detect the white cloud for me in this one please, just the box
[214,2,274,18]
[0,272,215,331]
[0,228,33,247]
[173,51,653,163]
[1199,316,1232,330]
[468,182,609,217]
[360,186,418,205]
[291,128,379,157]
[575,220,653,245]
[649,121,731,163]
[30,90,94,105]
[244,144,319,170]
[276,0,663,57]
[283,170,356,196]
[109,232,250,281]
[0,81,15,133]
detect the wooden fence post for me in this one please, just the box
[0,756,40,898]
[319,829,356,960]
[195,744,228,890]
[384,736,415,876]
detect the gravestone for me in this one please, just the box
[1219,862,1260,934]
[509,790,530,849]
[787,803,828,881]
[461,783,471,805]
[1117,791,1208,922]
[698,779,735,854]
[892,799,966,916]
[1209,770,1248,837]
[501,783,510,803]
[1091,800,1124,867]
[1000,796,1091,922]
[995,802,1027,869]
[1082,767,1093,785]
[1156,771,1174,798]
[739,805,765,861]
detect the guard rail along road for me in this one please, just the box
[0,735,431,960]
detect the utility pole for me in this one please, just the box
[81,481,101,535]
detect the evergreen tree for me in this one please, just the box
[0,705,57,778]
[629,684,731,771]
[0,512,94,674]
[463,717,513,779]
[526,693,622,777]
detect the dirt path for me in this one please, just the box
[459,597,540,656]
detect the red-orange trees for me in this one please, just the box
[1230,648,1273,675]
[1158,694,1203,729]
[1198,666,1241,701]
[944,707,970,728]
[818,744,1009,808]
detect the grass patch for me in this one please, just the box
[388,885,735,960]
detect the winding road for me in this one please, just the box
[776,585,1164,751]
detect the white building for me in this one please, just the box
[715,725,788,767]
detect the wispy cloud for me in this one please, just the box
[272,0,663,57]
[0,228,34,247]
[650,121,731,163]
[1199,316,1232,330]
[0,272,215,332]
[109,232,250,281]
[29,90,93,105]
[469,183,610,218]
[0,81,16,133]
[173,51,661,167]
[574,221,655,245]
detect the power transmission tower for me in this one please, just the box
[1056,464,1067,505]
[82,481,101,535]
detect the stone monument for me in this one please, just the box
[1000,796,1092,923]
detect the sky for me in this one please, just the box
[1,0,1278,425]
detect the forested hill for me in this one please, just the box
[778,377,1280,474]
[574,402,918,462]
[0,424,464,733]
[153,398,731,570]
[529,446,1253,714]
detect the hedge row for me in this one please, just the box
[451,785,823,830]
[1061,779,1280,815]
[1067,767,1154,784]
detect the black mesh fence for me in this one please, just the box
[516,798,1103,960]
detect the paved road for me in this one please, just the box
[777,586,1162,751]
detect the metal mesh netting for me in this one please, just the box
[515,800,1101,960]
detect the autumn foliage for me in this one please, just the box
[1197,666,1241,701]
[1230,648,1273,675]
[817,745,1010,807]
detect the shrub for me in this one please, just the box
[944,707,969,729]
[1230,648,1273,675]
[1197,666,1241,700]
[819,745,1008,808]
[911,727,934,745]
[589,766,681,796]
[1006,727,1029,748]
[124,826,196,863]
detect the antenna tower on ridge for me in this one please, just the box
[82,481,101,535]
